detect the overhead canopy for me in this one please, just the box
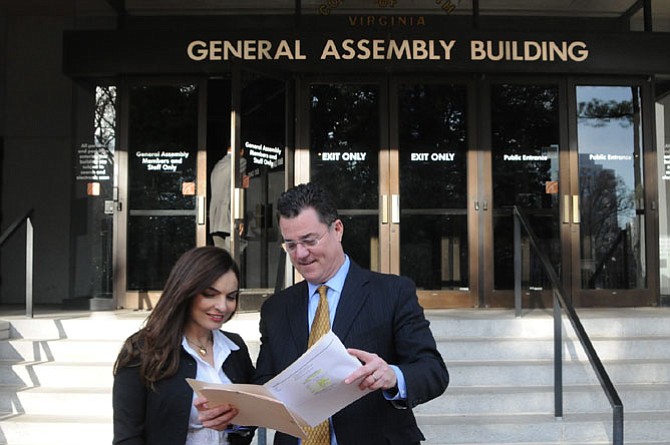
[63,25,670,77]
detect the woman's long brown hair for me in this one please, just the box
[113,246,239,388]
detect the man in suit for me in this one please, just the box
[209,147,249,250]
[254,182,449,445]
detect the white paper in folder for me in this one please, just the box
[187,330,371,438]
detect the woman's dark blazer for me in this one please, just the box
[113,330,255,445]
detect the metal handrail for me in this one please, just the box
[513,206,623,445]
[0,209,34,318]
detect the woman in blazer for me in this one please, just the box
[113,246,255,445]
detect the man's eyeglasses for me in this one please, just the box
[282,227,330,253]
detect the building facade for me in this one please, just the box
[2,0,670,310]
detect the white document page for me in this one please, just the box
[264,330,371,427]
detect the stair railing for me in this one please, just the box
[0,209,34,318]
[513,206,623,445]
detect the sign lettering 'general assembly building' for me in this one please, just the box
[186,39,589,63]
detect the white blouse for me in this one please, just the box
[182,330,240,445]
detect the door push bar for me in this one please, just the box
[563,195,580,224]
[381,195,400,224]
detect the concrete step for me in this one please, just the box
[0,322,9,341]
[0,338,261,368]
[6,312,261,341]
[2,378,666,419]
[6,318,144,341]
[417,411,668,444]
[0,339,125,362]
[1,308,669,445]
[0,414,111,445]
[415,383,670,415]
[0,385,110,416]
[438,336,670,362]
[0,361,113,388]
[2,411,661,445]
[446,358,670,387]
[4,351,667,391]
[2,334,667,371]
[428,308,670,338]
[0,414,271,445]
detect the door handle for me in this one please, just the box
[233,187,245,220]
[391,194,400,224]
[381,195,389,224]
[197,195,206,225]
[563,195,570,224]
[572,194,580,224]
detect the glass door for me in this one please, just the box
[484,79,656,308]
[71,85,117,310]
[237,70,288,291]
[488,82,562,307]
[569,83,654,306]
[307,80,383,272]
[302,77,657,309]
[205,71,288,308]
[116,80,207,309]
[393,80,475,307]
[304,77,475,308]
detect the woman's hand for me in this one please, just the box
[194,396,239,431]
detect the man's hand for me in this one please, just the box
[344,348,398,391]
[194,396,239,431]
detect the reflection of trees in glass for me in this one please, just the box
[580,165,633,248]
[578,98,633,127]
[130,85,198,149]
[242,73,286,155]
[492,85,558,209]
[396,84,469,290]
[128,85,198,210]
[579,164,636,288]
[577,93,638,224]
[95,86,116,150]
[310,84,378,210]
[86,86,118,298]
[492,85,560,290]
[399,84,467,208]
[577,87,644,289]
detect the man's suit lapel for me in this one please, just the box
[332,261,369,341]
[286,281,310,352]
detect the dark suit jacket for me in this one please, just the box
[254,260,449,445]
[113,330,255,445]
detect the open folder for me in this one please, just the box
[187,330,371,439]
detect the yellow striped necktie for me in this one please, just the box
[303,285,331,445]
